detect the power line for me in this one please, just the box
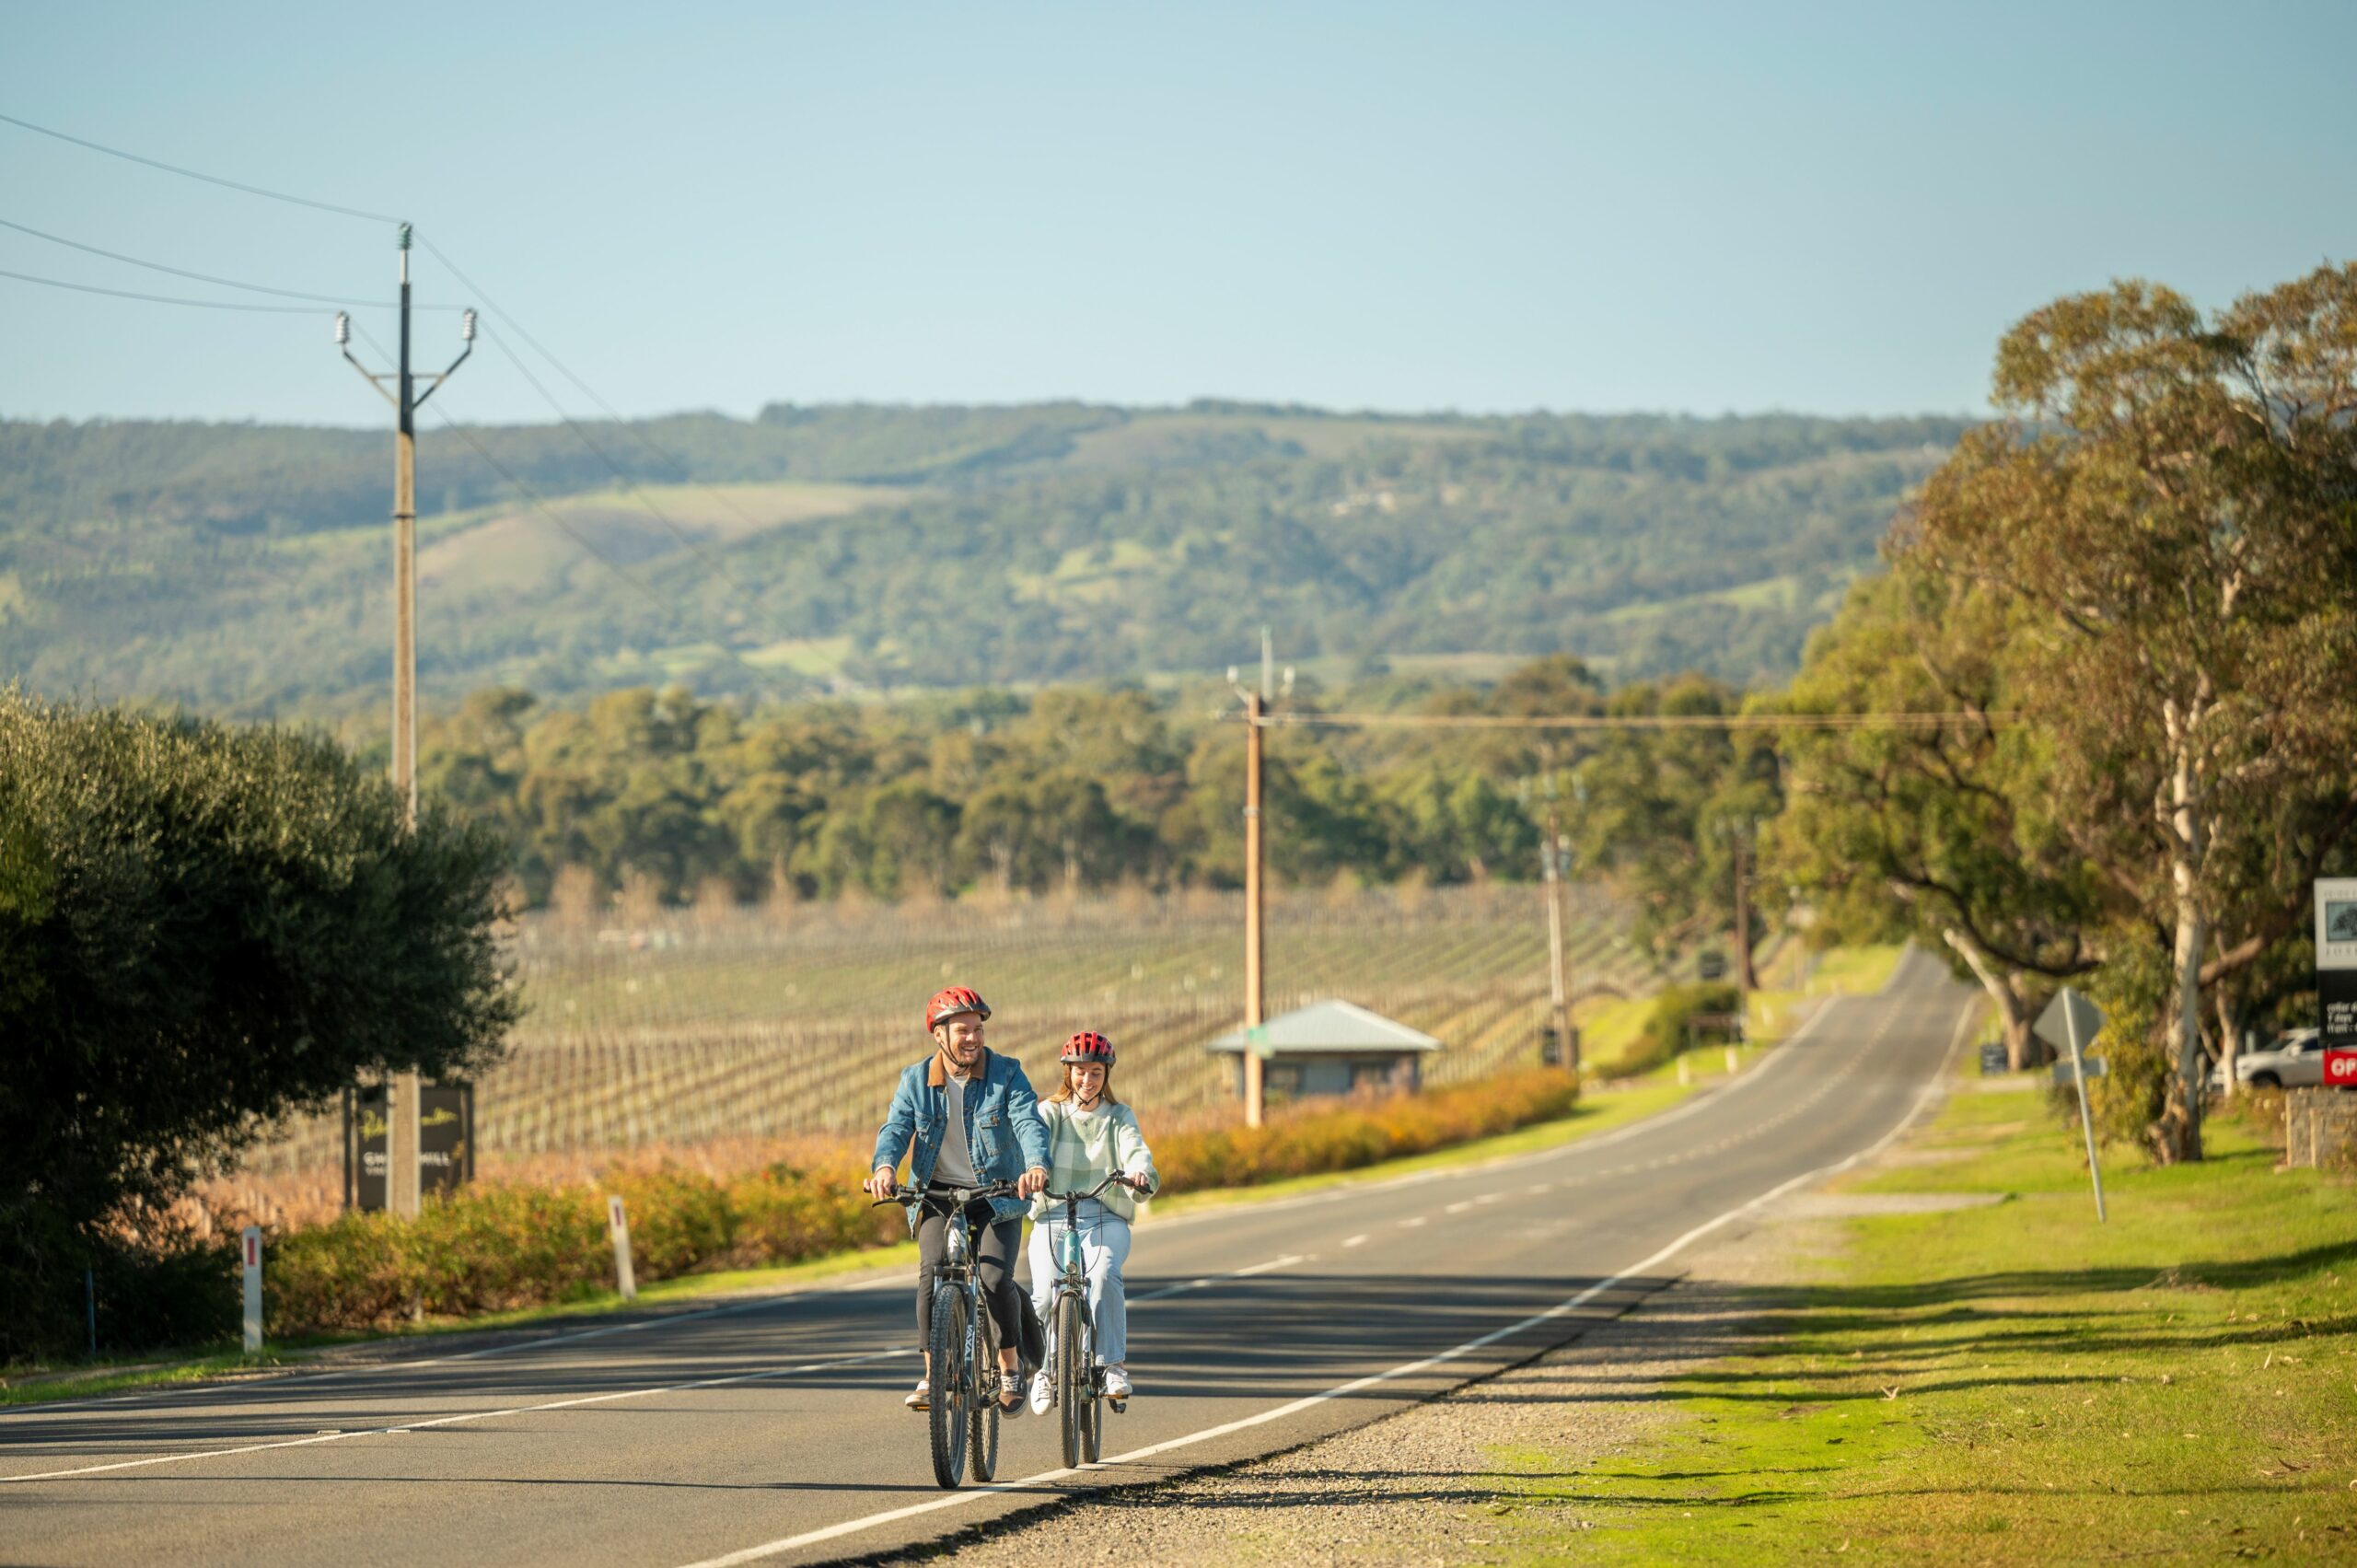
[0,264,328,313]
[1252,709,2018,733]
[0,214,459,308]
[0,110,401,224]
[349,325,781,693]
[412,229,776,538]
[477,324,743,587]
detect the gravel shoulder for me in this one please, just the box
[856,1209,1844,1568]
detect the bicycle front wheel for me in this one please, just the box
[928,1283,970,1489]
[1056,1293,1086,1469]
[969,1288,1001,1483]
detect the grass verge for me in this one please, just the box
[1482,1085,2357,1563]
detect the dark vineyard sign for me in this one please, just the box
[343,1082,477,1212]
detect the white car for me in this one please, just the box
[2218,1028,2330,1090]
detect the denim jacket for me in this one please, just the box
[871,1048,1051,1231]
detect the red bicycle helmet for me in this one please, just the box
[1060,1030,1116,1066]
[925,985,992,1031]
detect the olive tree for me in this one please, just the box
[0,692,518,1355]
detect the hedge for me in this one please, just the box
[260,1070,1584,1339]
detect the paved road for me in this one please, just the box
[0,951,1973,1567]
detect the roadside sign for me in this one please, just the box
[2317,878,2357,1050]
[1979,1042,2009,1076]
[1245,1024,1272,1059]
[2033,990,2106,1054]
[2034,986,2108,1224]
[2325,1049,2357,1088]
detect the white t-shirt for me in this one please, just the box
[933,1073,979,1189]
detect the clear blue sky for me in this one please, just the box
[4,1,2352,427]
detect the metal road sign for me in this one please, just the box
[2034,989,2106,1054]
[2035,986,2108,1223]
[2325,1049,2357,1088]
[2317,878,2357,1050]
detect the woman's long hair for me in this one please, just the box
[1045,1061,1123,1108]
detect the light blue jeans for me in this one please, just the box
[1028,1199,1133,1366]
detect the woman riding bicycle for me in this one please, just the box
[1027,1030,1158,1410]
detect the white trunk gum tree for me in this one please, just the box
[1910,265,2357,1162]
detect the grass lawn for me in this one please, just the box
[1486,1087,2357,1563]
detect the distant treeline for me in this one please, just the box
[421,654,1764,964]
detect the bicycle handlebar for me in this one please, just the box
[1042,1172,1152,1203]
[867,1179,1021,1210]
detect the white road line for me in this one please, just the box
[1133,998,1843,1238]
[1443,1201,1474,1214]
[1399,1216,1427,1228]
[1341,1235,1368,1249]
[0,1348,911,1486]
[1132,1254,1306,1303]
[665,993,1977,1568]
[1,1267,922,1422]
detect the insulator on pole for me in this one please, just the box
[333,311,350,345]
[397,222,412,250]
[460,308,477,343]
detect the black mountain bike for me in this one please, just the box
[1039,1174,1140,1468]
[876,1180,1018,1489]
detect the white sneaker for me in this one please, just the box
[1102,1365,1132,1400]
[1029,1368,1054,1414]
[904,1379,930,1411]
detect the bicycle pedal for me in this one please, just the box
[1109,1398,1127,1413]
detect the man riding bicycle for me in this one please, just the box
[865,986,1051,1413]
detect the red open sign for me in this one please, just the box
[2325,1049,2357,1086]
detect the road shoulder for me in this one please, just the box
[865,1081,2357,1567]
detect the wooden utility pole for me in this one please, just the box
[1732,825,1756,1000]
[1242,685,1266,1129]
[338,224,472,1217]
[1540,769,1576,1074]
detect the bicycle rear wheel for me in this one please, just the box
[968,1290,1001,1483]
[1056,1294,1085,1469]
[928,1284,970,1489]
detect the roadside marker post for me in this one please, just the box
[2036,988,2108,1223]
[240,1226,263,1353]
[608,1195,638,1301]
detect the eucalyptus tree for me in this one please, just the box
[1908,264,2357,1160]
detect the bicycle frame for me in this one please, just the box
[1039,1173,1134,1464]
[875,1179,1016,1488]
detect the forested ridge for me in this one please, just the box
[0,402,1964,713]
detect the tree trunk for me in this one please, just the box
[2151,729,2208,1164]
[2215,989,2242,1101]
[1944,926,2037,1069]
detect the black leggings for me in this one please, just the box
[914,1191,1024,1364]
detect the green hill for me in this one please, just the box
[0,403,1965,715]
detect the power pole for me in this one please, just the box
[1732,824,1756,1004]
[1230,633,1288,1130]
[1243,684,1266,1129]
[1539,768,1576,1075]
[337,223,473,1218]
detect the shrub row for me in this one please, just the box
[261,1070,1585,1339]
[267,1164,900,1337]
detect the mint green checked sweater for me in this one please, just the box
[1030,1098,1158,1222]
